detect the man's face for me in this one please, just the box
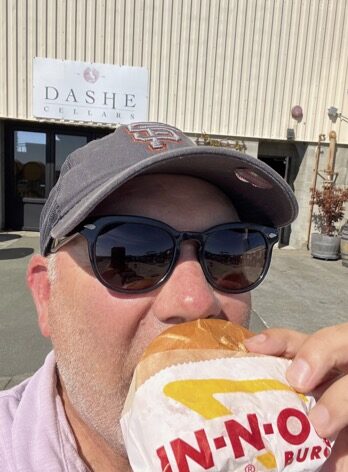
[46,174,251,455]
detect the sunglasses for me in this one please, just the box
[50,215,278,294]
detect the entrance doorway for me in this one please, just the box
[258,155,291,246]
[258,156,290,181]
[5,121,112,231]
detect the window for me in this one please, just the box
[14,131,46,198]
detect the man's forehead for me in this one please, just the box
[89,174,239,227]
[108,173,220,194]
[92,174,232,212]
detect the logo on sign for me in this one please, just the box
[83,67,100,83]
[127,123,182,151]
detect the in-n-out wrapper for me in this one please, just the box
[121,350,332,471]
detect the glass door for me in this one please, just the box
[5,122,112,231]
[5,130,48,230]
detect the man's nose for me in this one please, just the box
[151,242,222,324]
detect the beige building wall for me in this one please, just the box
[1,0,348,143]
[1,0,348,245]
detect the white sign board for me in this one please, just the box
[33,58,148,125]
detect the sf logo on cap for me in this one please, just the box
[127,123,182,150]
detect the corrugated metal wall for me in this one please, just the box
[1,0,348,142]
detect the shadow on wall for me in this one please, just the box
[257,141,307,247]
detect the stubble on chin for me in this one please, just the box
[49,305,135,457]
[60,369,130,457]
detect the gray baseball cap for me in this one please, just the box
[40,121,298,255]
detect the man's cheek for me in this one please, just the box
[222,294,251,326]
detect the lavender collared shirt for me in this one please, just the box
[0,352,89,471]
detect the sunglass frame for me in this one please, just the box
[52,215,279,294]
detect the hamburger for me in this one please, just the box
[120,319,332,471]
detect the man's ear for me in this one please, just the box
[27,254,51,337]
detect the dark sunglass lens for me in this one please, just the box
[95,223,174,291]
[204,229,267,290]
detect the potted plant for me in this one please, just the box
[310,185,348,260]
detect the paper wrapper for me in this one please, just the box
[121,321,332,472]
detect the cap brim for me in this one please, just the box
[51,146,298,241]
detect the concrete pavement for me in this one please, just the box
[0,231,347,389]
[252,246,347,333]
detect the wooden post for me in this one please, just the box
[325,130,337,186]
[306,134,325,249]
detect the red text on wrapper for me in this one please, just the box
[156,408,331,472]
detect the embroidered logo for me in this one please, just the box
[235,168,273,189]
[127,123,182,151]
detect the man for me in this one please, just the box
[0,122,347,471]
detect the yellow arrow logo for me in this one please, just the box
[163,378,305,420]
